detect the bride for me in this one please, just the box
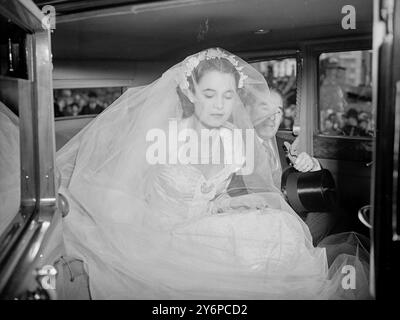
[56,48,370,299]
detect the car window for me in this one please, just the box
[53,87,124,118]
[250,58,298,131]
[0,101,20,236]
[318,50,373,138]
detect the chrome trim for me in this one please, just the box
[366,161,374,167]
[392,81,400,241]
[22,35,38,209]
[57,193,69,218]
[53,79,136,89]
[56,0,235,23]
[313,133,374,142]
[54,114,96,122]
[33,30,57,210]
[369,0,382,299]
[0,213,40,295]
[0,207,60,299]
[0,0,59,299]
[358,205,372,229]
[0,207,34,266]
[244,50,299,62]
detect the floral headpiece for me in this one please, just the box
[179,48,248,90]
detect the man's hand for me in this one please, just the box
[293,152,320,172]
[284,138,321,172]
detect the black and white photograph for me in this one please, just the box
[0,0,399,305]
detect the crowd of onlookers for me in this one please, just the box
[256,55,374,137]
[54,88,122,117]
[277,101,374,138]
[272,87,374,137]
[318,55,374,137]
[272,97,374,137]
[321,108,374,137]
[264,58,374,137]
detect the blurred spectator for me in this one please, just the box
[113,91,121,100]
[320,59,348,113]
[62,104,73,117]
[342,108,362,136]
[54,98,66,117]
[358,111,369,121]
[77,96,87,110]
[322,118,334,135]
[322,117,342,136]
[80,92,103,115]
[280,116,294,130]
[61,89,72,97]
[65,96,74,106]
[358,119,372,137]
[70,103,80,117]
[284,105,296,119]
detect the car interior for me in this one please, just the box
[0,0,399,300]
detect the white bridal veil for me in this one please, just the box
[55,48,370,299]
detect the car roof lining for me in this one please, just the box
[32,0,373,61]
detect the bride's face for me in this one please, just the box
[190,70,236,128]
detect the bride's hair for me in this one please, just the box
[188,58,240,92]
[178,57,241,118]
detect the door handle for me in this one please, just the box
[358,205,372,229]
[57,193,69,218]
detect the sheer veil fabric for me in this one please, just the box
[56,48,370,299]
[0,101,20,235]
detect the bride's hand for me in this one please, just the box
[210,196,231,214]
[229,194,268,210]
[210,194,268,214]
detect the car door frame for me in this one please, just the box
[370,0,400,299]
[0,0,61,299]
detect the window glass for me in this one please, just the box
[0,101,19,235]
[319,50,373,137]
[53,87,124,118]
[250,58,297,131]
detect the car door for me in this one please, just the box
[370,0,400,299]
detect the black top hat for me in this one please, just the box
[281,167,337,215]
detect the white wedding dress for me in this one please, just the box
[61,139,368,299]
[0,49,370,299]
[55,48,369,299]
